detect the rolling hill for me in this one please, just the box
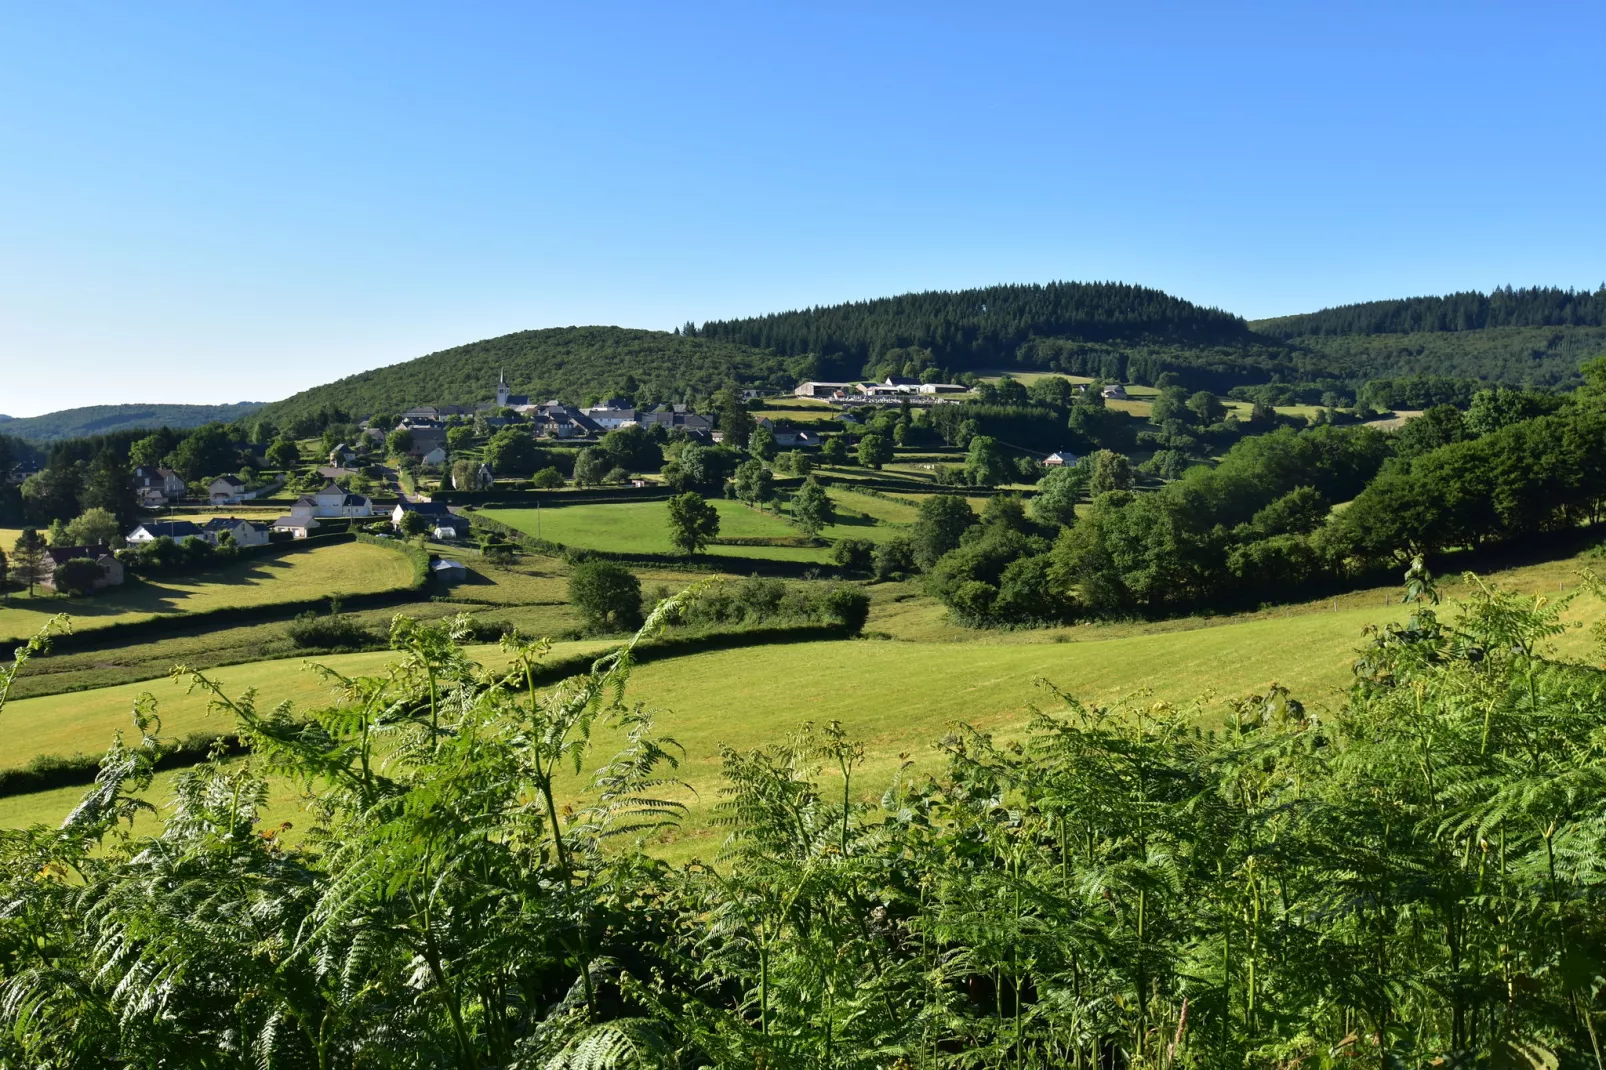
[1252,286,1606,392]
[255,283,1606,427]
[257,326,798,425]
[0,401,265,442]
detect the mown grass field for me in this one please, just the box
[484,500,834,562]
[0,639,617,774]
[0,541,418,642]
[7,550,1600,856]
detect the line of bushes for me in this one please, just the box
[708,535,823,548]
[0,731,248,798]
[819,475,1015,497]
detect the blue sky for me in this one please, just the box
[1,1,1602,417]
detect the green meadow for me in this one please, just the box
[484,499,835,562]
[0,540,418,642]
[5,548,1599,857]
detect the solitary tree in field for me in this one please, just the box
[856,432,892,470]
[821,434,849,465]
[10,529,47,596]
[666,492,719,554]
[567,559,643,633]
[791,477,836,537]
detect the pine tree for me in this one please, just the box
[10,528,47,595]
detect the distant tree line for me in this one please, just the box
[1255,284,1606,338]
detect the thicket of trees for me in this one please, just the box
[914,365,1606,628]
[4,578,1606,1067]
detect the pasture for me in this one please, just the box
[483,500,834,562]
[6,548,1599,854]
[0,540,417,641]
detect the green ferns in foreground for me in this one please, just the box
[3,572,1606,1068]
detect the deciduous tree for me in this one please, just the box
[567,559,643,632]
[666,492,720,554]
[790,477,835,536]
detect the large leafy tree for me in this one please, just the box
[789,477,834,536]
[666,491,720,554]
[482,428,539,476]
[732,460,774,508]
[567,559,644,632]
[910,493,977,571]
[167,423,237,481]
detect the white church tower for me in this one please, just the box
[496,370,511,408]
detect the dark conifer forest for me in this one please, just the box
[1252,285,1606,338]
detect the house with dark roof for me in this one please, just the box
[131,465,187,506]
[201,517,270,547]
[209,475,249,504]
[271,515,320,539]
[127,520,206,544]
[391,501,453,528]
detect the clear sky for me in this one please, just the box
[2,1,1602,417]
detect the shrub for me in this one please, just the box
[831,538,875,572]
[568,559,644,633]
[285,602,377,650]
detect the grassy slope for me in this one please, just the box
[484,500,834,562]
[5,550,1599,856]
[0,541,417,642]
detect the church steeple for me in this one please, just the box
[496,369,511,408]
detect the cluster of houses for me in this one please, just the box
[794,377,967,403]
[130,466,286,508]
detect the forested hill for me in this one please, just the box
[0,402,264,442]
[694,281,1271,373]
[1252,286,1606,338]
[1252,286,1606,393]
[257,326,796,425]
